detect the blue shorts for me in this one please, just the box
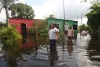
[50,39,56,48]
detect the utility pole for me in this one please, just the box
[80,14,83,39]
[81,14,83,26]
[63,0,65,32]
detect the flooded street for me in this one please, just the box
[0,33,100,67]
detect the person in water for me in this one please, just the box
[67,41,73,56]
[54,24,59,32]
[47,23,58,49]
[49,44,58,66]
[67,26,74,41]
[54,24,60,41]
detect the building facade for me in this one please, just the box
[48,18,78,35]
[9,18,78,35]
[9,18,43,34]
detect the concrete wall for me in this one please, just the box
[9,18,43,34]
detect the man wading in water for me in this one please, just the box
[67,26,74,56]
[67,26,74,41]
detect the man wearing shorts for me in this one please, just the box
[67,26,74,41]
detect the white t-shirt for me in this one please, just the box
[48,29,57,39]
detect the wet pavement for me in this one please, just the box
[0,33,100,67]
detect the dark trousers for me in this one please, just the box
[50,39,56,49]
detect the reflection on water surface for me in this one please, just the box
[0,33,100,67]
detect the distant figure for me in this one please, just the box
[54,24,59,33]
[67,41,73,56]
[67,26,74,41]
[47,23,58,49]
[54,24,60,41]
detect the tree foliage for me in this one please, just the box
[0,0,17,25]
[49,14,56,19]
[10,3,35,19]
[29,20,48,35]
[81,0,98,3]
[0,22,6,29]
[45,14,56,20]
[86,2,100,30]
[0,25,22,46]
[78,24,92,33]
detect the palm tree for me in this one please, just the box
[0,0,17,26]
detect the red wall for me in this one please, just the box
[9,18,43,49]
[19,35,35,48]
[9,18,34,34]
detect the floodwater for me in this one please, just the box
[0,33,100,67]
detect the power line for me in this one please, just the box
[62,0,71,20]
[70,0,78,15]
[69,0,79,20]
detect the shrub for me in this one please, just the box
[0,24,22,46]
[29,20,49,36]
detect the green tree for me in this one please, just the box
[0,22,6,29]
[29,20,48,36]
[0,0,17,26]
[10,3,35,19]
[0,24,22,46]
[79,24,86,32]
[78,24,92,33]
[86,3,100,30]
[49,14,56,19]
[81,0,98,3]
[45,14,56,20]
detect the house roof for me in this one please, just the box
[8,18,44,21]
[48,18,78,22]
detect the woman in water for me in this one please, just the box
[47,23,58,49]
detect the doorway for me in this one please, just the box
[21,23,28,43]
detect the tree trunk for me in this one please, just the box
[5,7,9,27]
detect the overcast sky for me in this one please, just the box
[0,0,92,25]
